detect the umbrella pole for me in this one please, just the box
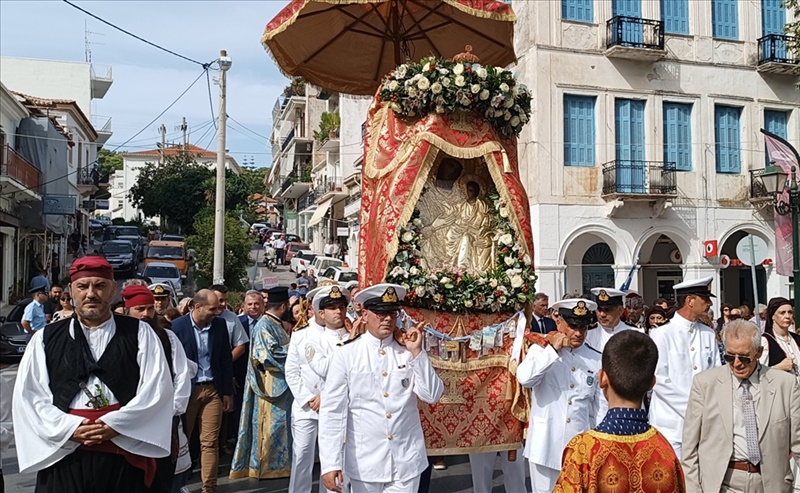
[392,1,402,65]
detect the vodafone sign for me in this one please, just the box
[703,240,719,257]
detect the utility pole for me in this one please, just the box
[181,117,188,151]
[159,124,166,165]
[213,50,232,284]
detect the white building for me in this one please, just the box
[112,143,241,222]
[514,0,799,305]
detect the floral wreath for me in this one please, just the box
[386,190,537,314]
[378,52,532,139]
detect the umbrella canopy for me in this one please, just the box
[262,0,516,96]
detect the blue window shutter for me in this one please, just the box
[562,0,593,22]
[663,103,692,171]
[713,0,739,40]
[764,110,788,165]
[715,106,742,174]
[762,0,786,35]
[615,99,646,193]
[661,0,689,34]
[612,0,641,17]
[564,95,596,167]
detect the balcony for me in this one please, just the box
[90,65,113,99]
[757,35,798,75]
[748,169,773,203]
[602,160,677,199]
[298,190,317,212]
[0,145,42,200]
[344,191,361,218]
[280,172,312,200]
[272,93,306,125]
[316,177,346,203]
[605,16,665,61]
[318,133,340,153]
[91,115,113,145]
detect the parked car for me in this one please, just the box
[318,266,358,284]
[311,256,344,274]
[285,242,310,264]
[290,250,318,274]
[146,240,189,275]
[100,240,137,277]
[117,235,144,261]
[250,223,268,235]
[141,262,184,297]
[160,233,185,242]
[89,219,103,231]
[0,298,32,360]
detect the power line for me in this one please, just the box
[206,70,218,131]
[227,114,270,141]
[62,0,207,67]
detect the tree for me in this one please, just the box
[97,148,123,181]
[187,208,253,291]
[128,152,214,234]
[787,0,800,86]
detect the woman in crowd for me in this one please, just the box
[715,303,732,332]
[759,297,799,377]
[644,306,667,334]
[51,290,74,322]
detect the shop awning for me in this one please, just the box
[308,199,332,227]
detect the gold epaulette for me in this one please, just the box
[337,333,362,347]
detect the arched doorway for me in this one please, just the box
[581,243,615,295]
[720,230,768,307]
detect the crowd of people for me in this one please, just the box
[0,256,798,493]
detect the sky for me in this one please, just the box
[0,0,290,168]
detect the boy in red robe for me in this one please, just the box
[555,330,685,492]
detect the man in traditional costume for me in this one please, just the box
[649,276,721,458]
[517,298,602,493]
[230,285,292,479]
[287,284,352,492]
[12,256,174,493]
[555,330,685,492]
[319,283,443,493]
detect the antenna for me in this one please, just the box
[84,20,105,63]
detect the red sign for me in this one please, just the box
[704,240,719,257]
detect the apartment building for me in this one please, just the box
[514,0,799,304]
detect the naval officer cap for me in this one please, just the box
[673,276,716,298]
[148,283,173,299]
[590,287,626,309]
[551,298,597,327]
[312,284,350,312]
[305,286,322,302]
[355,283,406,312]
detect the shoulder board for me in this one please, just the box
[584,343,601,355]
[293,324,307,331]
[337,333,362,347]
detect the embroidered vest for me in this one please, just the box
[763,331,800,368]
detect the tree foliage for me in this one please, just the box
[98,148,123,181]
[787,0,800,86]
[187,208,253,291]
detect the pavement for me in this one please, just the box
[0,244,532,492]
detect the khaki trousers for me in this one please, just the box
[186,383,223,493]
[720,467,764,493]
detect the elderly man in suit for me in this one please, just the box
[171,289,233,493]
[682,319,800,492]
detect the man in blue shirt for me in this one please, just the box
[21,288,48,336]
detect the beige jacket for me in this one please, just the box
[682,364,800,492]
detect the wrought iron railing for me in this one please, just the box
[298,190,317,211]
[749,169,772,200]
[281,127,295,153]
[78,166,108,186]
[601,160,677,196]
[758,34,797,65]
[318,177,344,196]
[1,145,41,193]
[607,16,664,50]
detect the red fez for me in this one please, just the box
[69,256,114,281]
[122,285,155,308]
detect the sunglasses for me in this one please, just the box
[723,353,753,365]
[61,296,72,301]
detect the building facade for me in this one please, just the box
[514,0,798,305]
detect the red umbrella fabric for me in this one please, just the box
[262,0,517,95]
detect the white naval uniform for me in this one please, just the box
[468,447,528,493]
[286,319,327,493]
[584,319,640,423]
[648,313,720,458]
[516,342,602,493]
[319,332,444,492]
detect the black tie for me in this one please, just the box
[540,318,546,333]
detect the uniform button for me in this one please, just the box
[382,371,388,377]
[690,347,695,352]
[379,349,386,355]
[386,413,392,419]
[571,367,576,372]
[313,384,318,389]
[566,418,571,423]
[387,435,393,440]
[693,365,698,370]
[568,399,572,405]
[383,392,389,398]
[569,384,574,389]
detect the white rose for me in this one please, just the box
[388,80,399,91]
[499,233,513,245]
[510,116,520,127]
[408,87,418,98]
[409,266,419,275]
[504,111,512,121]
[396,65,407,79]
[464,299,474,308]
[460,96,471,106]
[455,75,466,87]
[523,254,532,265]
[412,218,423,227]
[431,82,442,94]
[480,89,490,100]
[510,275,524,289]
[498,295,507,304]
[440,277,451,285]
[499,207,509,218]
[441,77,451,87]
[490,279,498,288]
[477,67,488,79]
[401,231,413,242]
[438,67,449,75]
[471,84,481,94]
[504,256,515,266]
[500,82,509,92]
[423,61,431,72]
[415,285,426,297]
[417,77,431,91]
[453,63,464,75]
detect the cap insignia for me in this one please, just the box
[153,285,166,295]
[382,287,398,303]
[329,286,343,299]
[707,282,712,291]
[597,290,609,302]
[573,301,588,317]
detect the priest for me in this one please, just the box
[12,256,174,493]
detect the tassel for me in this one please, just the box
[501,149,511,173]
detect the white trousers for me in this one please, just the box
[289,417,322,493]
[350,476,421,493]
[469,448,529,493]
[528,463,560,493]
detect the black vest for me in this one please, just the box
[763,331,800,368]
[43,314,141,413]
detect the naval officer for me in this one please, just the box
[649,276,721,458]
[319,283,443,493]
[517,298,602,493]
[585,287,640,352]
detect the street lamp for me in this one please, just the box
[213,50,231,284]
[759,163,800,318]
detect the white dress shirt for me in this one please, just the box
[584,319,638,352]
[731,367,761,462]
[319,332,444,483]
